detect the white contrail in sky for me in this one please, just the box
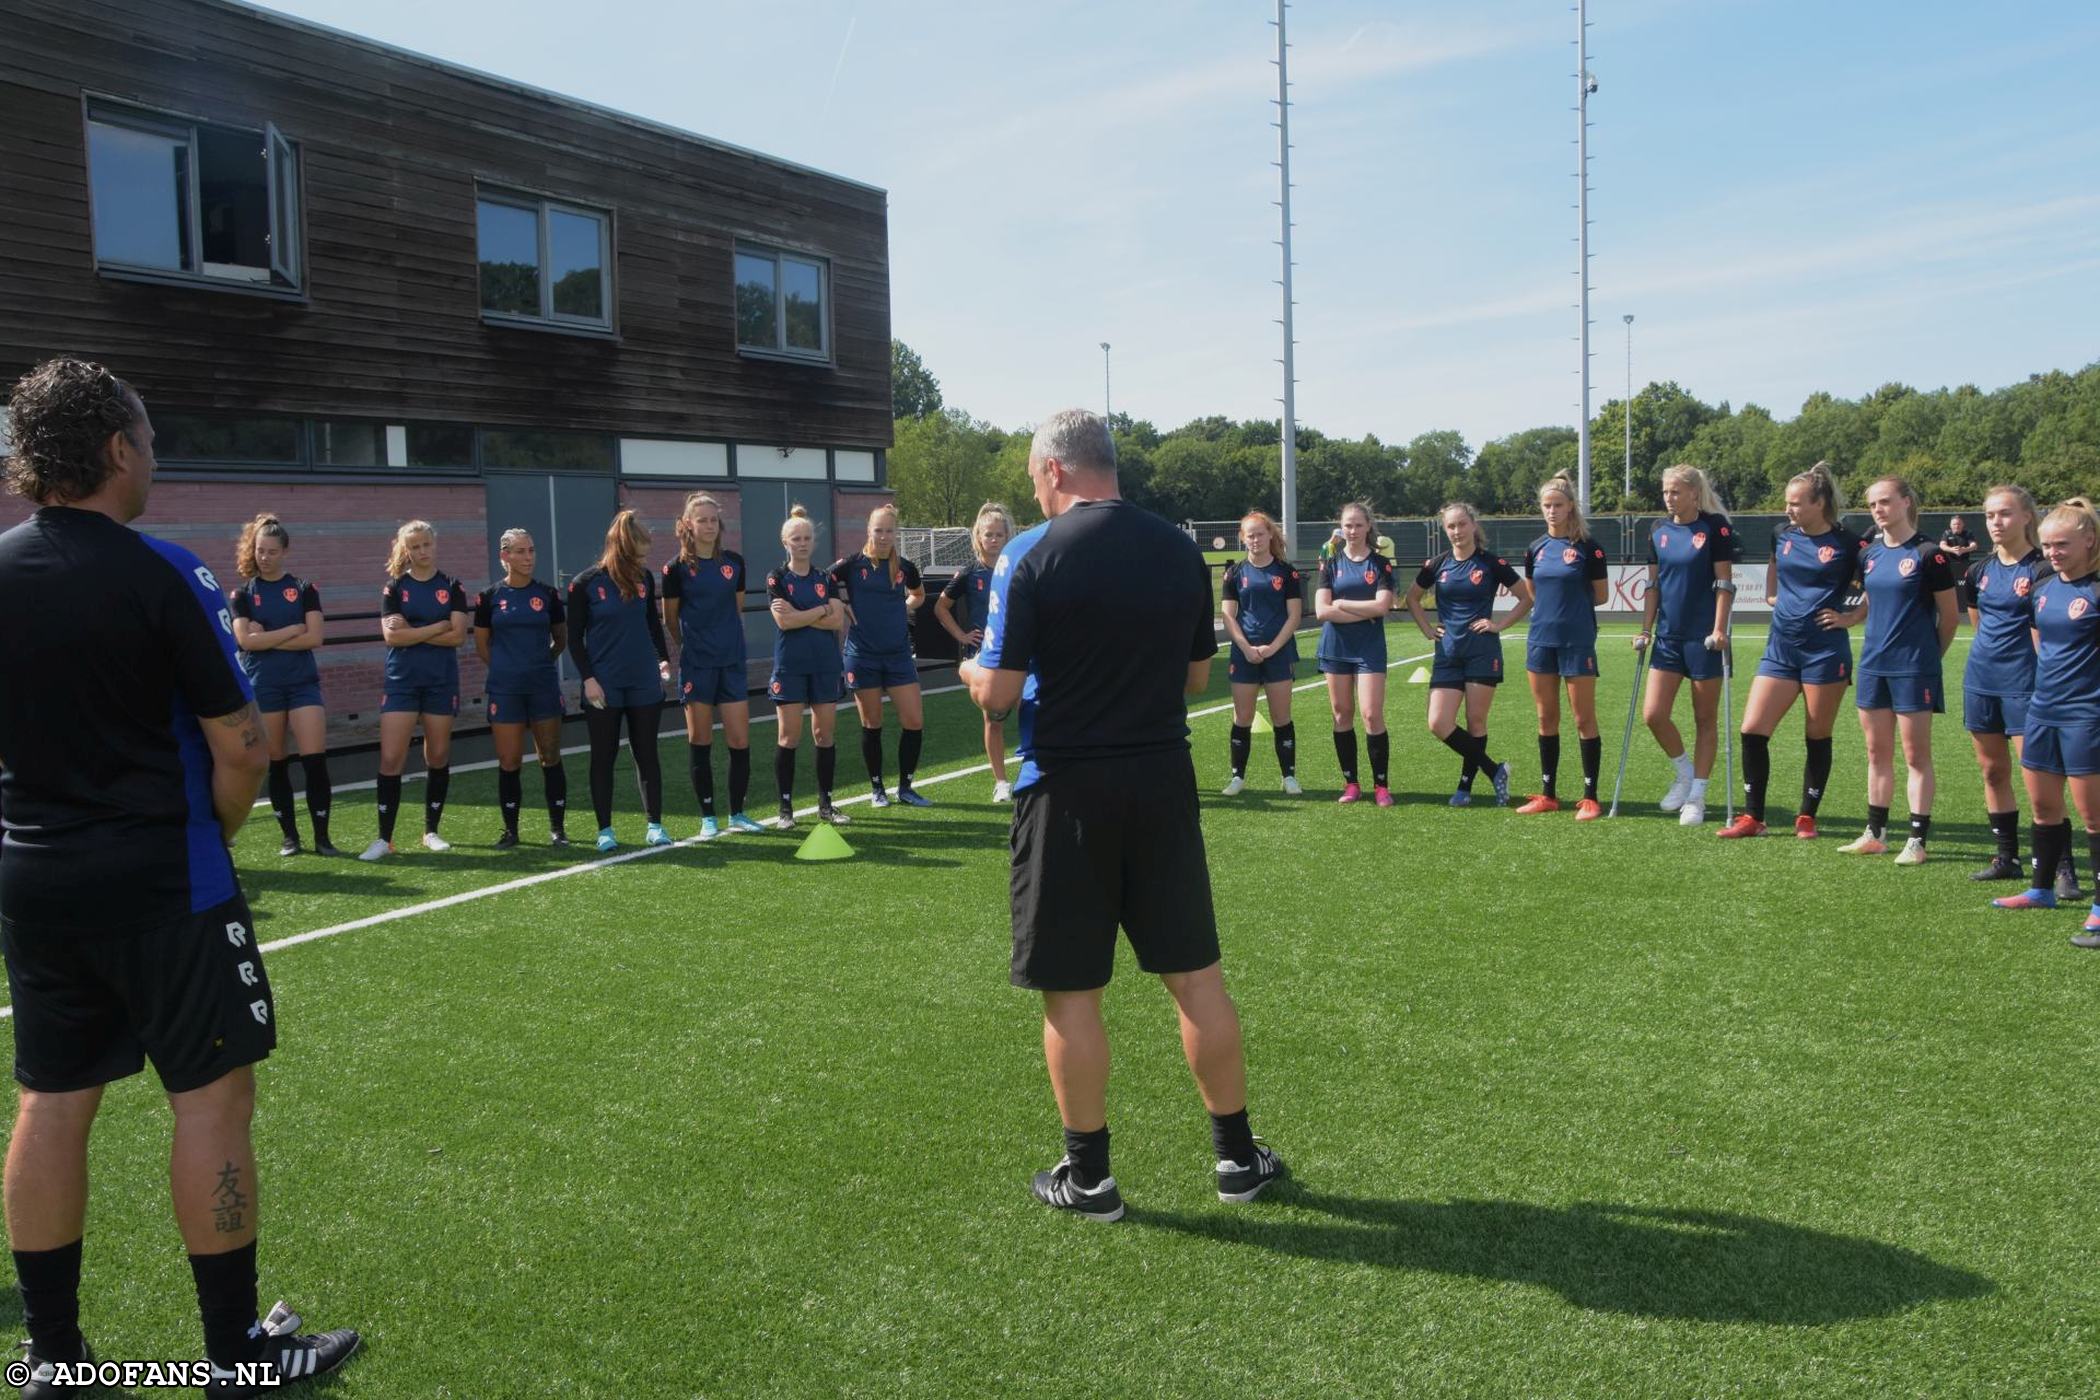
[823,13,857,119]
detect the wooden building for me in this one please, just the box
[0,0,893,743]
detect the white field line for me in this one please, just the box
[11,631,1976,1017]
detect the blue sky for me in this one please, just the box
[256,0,2100,449]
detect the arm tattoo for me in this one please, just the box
[211,1159,249,1233]
[213,703,264,751]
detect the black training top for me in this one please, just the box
[0,506,253,935]
[979,499,1216,790]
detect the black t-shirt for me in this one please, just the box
[0,507,254,934]
[1940,529,1977,559]
[979,499,1216,790]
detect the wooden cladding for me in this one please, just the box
[0,0,892,450]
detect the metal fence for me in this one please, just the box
[897,526,982,570]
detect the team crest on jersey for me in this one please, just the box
[498,598,510,612]
[1362,567,1376,586]
[1692,532,1708,550]
[682,680,693,695]
[436,588,450,604]
[1817,545,1836,563]
[1899,557,1917,577]
[282,585,299,603]
[2014,575,2032,598]
[530,595,545,611]
[1469,568,1484,585]
[2072,598,2091,621]
[975,577,986,591]
[1658,532,1669,548]
[721,564,735,580]
[597,586,608,600]
[1865,558,1878,574]
[816,582,828,598]
[1561,547,1579,565]
[770,679,783,694]
[1270,574,1285,591]
[1783,539,1794,556]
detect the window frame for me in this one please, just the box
[733,243,832,364]
[476,187,616,333]
[80,95,305,298]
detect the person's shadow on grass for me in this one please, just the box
[1132,1192,1992,1324]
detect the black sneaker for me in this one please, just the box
[817,802,851,826]
[311,839,343,858]
[2057,862,2084,902]
[773,799,798,831]
[206,1301,360,1395]
[2072,930,2100,951]
[1029,1158,1125,1222]
[1970,856,2024,881]
[16,1337,90,1398]
[1216,1142,1287,1202]
[550,830,570,848]
[277,837,302,858]
[494,829,520,850]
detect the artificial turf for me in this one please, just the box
[5,622,2095,1398]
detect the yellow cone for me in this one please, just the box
[794,824,856,862]
[1406,666,1430,684]
[1250,711,1274,734]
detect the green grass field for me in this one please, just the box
[6,622,2097,1398]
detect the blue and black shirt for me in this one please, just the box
[1524,534,1611,647]
[1859,533,1957,676]
[1416,549,1519,660]
[661,551,749,668]
[1646,513,1741,639]
[474,579,565,694]
[1315,549,1395,663]
[940,561,997,638]
[1770,525,1867,649]
[831,552,923,659]
[567,566,668,688]
[2029,573,2100,727]
[381,570,469,691]
[1221,556,1305,651]
[1961,549,2049,699]
[767,563,844,677]
[229,572,321,689]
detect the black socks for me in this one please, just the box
[14,1239,84,1362]
[187,1239,261,1369]
[1210,1108,1257,1167]
[899,727,922,787]
[267,759,296,841]
[860,728,885,785]
[1992,812,2022,862]
[1580,736,1602,801]
[300,754,332,845]
[1366,732,1390,789]
[1063,1125,1111,1189]
[498,766,522,834]
[815,743,837,802]
[1333,729,1358,785]
[1229,724,1252,778]
[376,773,402,843]
[424,765,450,835]
[1910,812,1932,842]
[2031,821,2067,889]
[1866,805,1890,841]
[727,746,751,814]
[1273,722,1296,778]
[1742,732,1770,821]
[1802,735,1833,816]
[1539,734,1561,799]
[775,746,796,805]
[544,762,568,832]
[690,743,715,817]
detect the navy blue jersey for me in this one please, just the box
[1415,549,1518,655]
[1646,513,1741,639]
[662,551,749,668]
[1962,550,2050,698]
[229,573,321,688]
[2029,573,2100,726]
[474,580,565,693]
[1770,526,1866,645]
[1859,533,1956,675]
[832,552,923,657]
[940,561,996,636]
[0,509,253,934]
[381,571,468,690]
[1316,550,1396,659]
[981,499,1214,791]
[1524,535,1610,647]
[1221,557,1305,648]
[567,567,666,688]
[767,563,843,676]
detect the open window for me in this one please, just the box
[85,101,303,292]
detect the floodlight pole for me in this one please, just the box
[1100,341,1112,423]
[1623,314,1634,499]
[1272,0,1299,558]
[1575,0,1594,513]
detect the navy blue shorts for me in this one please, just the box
[1526,642,1599,679]
[1318,655,1387,676]
[252,679,324,713]
[382,684,458,717]
[679,664,746,708]
[770,670,843,705]
[1757,636,1852,686]
[1650,635,1723,681]
[592,682,664,710]
[2022,718,2100,777]
[488,685,563,725]
[1856,670,1944,715]
[1962,688,2029,737]
[1430,641,1503,690]
[1229,644,1296,685]
[845,652,918,691]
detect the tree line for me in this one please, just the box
[885,340,2100,528]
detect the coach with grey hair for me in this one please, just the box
[962,408,1284,1221]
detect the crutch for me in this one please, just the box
[1710,629,1736,825]
[1607,636,1651,817]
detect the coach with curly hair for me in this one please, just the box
[962,408,1285,1222]
[0,359,358,1395]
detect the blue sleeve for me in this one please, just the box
[981,524,1046,672]
[142,536,253,717]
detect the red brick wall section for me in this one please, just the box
[832,486,896,560]
[614,484,745,565]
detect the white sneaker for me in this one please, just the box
[357,839,391,862]
[1659,771,1694,813]
[1221,775,1246,796]
[421,832,451,853]
[1895,837,1928,866]
[991,780,1013,803]
[1678,799,1706,827]
[1282,776,1304,796]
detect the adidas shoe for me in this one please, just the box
[771,801,797,832]
[1677,799,1706,827]
[277,837,302,858]
[818,802,852,826]
[1515,795,1560,814]
[1573,798,1603,822]
[1337,782,1363,805]
[644,822,673,847]
[16,1337,90,1399]
[1373,785,1395,808]
[1894,838,1929,866]
[1221,775,1247,796]
[1970,856,2023,882]
[595,828,619,853]
[1029,1158,1125,1222]
[1659,770,1694,813]
[1490,761,1512,806]
[549,830,570,848]
[1281,776,1304,797]
[420,832,451,853]
[869,783,891,809]
[1992,889,2057,910]
[311,839,343,858]
[1217,1142,1288,1203]
[1837,830,1888,856]
[1448,788,1472,807]
[494,829,519,850]
[356,840,392,862]
[206,1300,360,1396]
[698,816,721,841]
[2056,863,2085,902]
[1716,813,1766,839]
[1794,815,1819,840]
[728,812,767,834]
[991,781,1014,803]
[895,786,933,808]
[2073,907,2100,949]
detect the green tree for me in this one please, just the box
[887,407,992,526]
[891,340,943,420]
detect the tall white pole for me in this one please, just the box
[1100,341,1112,423]
[1623,314,1634,499]
[1575,0,1594,512]
[1273,0,1299,559]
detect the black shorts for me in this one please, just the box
[3,894,277,1094]
[1009,749,1221,991]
